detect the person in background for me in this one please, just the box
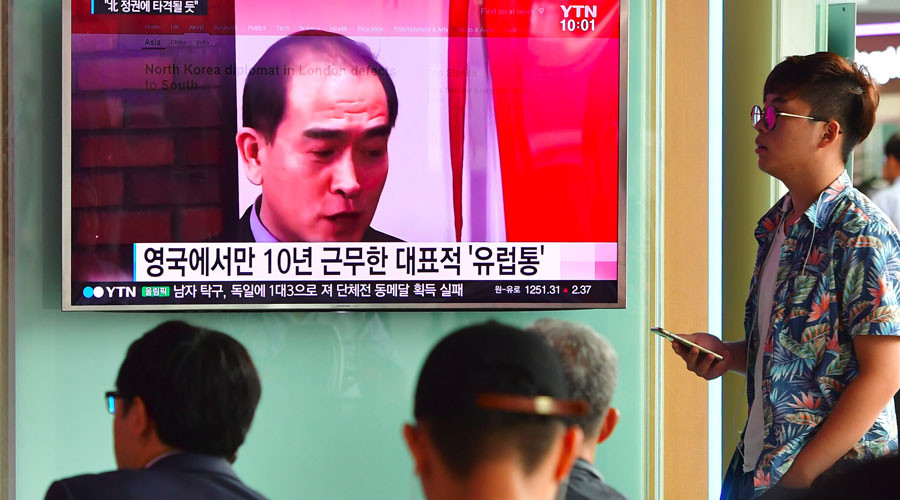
[671,52,900,499]
[798,452,900,500]
[45,321,265,500]
[871,132,900,229]
[403,321,587,500]
[529,318,628,500]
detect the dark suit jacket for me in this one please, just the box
[565,458,629,500]
[236,200,401,243]
[44,452,267,500]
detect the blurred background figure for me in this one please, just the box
[871,133,900,228]
[800,453,900,500]
[529,318,628,500]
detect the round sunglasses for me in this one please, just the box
[750,104,829,131]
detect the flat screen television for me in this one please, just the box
[63,0,627,310]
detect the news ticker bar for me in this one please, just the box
[134,242,618,282]
[73,280,617,306]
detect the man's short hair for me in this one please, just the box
[115,321,261,461]
[242,30,399,143]
[413,321,586,478]
[528,318,618,436]
[886,132,900,162]
[763,52,879,164]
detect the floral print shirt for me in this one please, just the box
[728,171,900,496]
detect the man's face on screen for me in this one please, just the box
[257,61,390,242]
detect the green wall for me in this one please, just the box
[11,1,651,499]
[722,0,776,469]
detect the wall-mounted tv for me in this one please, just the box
[63,0,626,310]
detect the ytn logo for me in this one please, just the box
[82,286,137,299]
[560,5,598,18]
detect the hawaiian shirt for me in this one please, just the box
[723,171,900,498]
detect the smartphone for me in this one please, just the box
[651,327,724,361]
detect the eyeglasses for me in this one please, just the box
[105,391,124,415]
[750,104,829,131]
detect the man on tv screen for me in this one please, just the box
[236,30,401,243]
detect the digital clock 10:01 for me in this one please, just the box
[560,18,595,32]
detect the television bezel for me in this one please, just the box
[61,0,629,311]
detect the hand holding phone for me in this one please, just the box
[654,327,732,381]
[651,327,725,361]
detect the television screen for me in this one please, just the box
[64,0,626,310]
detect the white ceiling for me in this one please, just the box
[854,0,900,13]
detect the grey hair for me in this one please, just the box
[527,318,618,435]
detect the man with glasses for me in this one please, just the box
[403,321,588,500]
[671,52,900,499]
[44,321,266,500]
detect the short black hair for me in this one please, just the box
[414,321,579,477]
[886,132,900,162]
[242,30,399,143]
[116,321,261,461]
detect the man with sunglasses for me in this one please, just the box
[44,321,266,500]
[403,321,588,500]
[672,52,900,499]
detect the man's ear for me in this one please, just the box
[403,423,430,477]
[124,396,155,440]
[596,407,620,445]
[554,426,584,481]
[236,127,266,186]
[819,120,842,149]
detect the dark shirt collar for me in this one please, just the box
[148,451,240,479]
[573,458,603,480]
